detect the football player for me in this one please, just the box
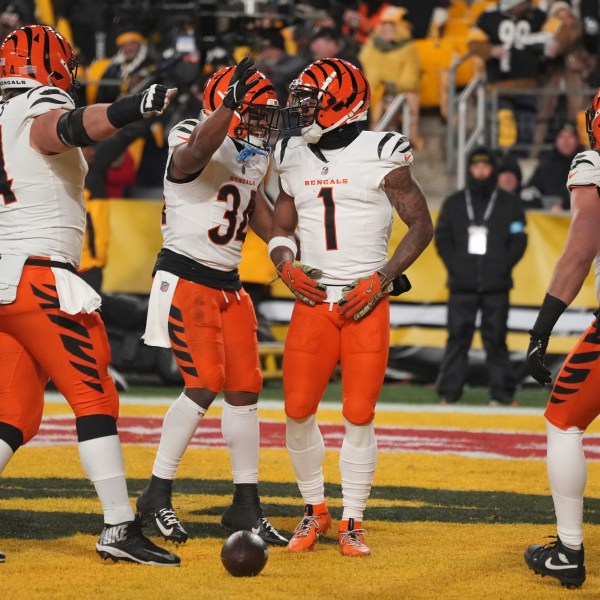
[136,58,288,547]
[269,58,433,556]
[523,88,600,589]
[0,25,179,565]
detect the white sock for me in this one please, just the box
[0,439,13,474]
[547,420,586,550]
[78,434,134,525]
[221,401,259,484]
[286,415,325,505]
[152,393,206,480]
[340,419,377,521]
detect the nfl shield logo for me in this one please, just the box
[160,281,169,292]
[321,166,328,175]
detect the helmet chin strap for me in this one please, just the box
[301,100,367,144]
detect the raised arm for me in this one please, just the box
[170,58,259,178]
[30,84,176,155]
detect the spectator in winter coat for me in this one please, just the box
[435,146,527,406]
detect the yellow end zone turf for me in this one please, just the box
[2,402,600,598]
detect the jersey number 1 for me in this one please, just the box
[318,187,337,250]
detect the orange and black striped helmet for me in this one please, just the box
[282,58,370,143]
[0,25,78,95]
[203,66,279,149]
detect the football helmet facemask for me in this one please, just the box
[282,58,370,144]
[203,66,279,150]
[0,25,78,96]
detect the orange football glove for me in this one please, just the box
[338,272,389,321]
[277,260,327,306]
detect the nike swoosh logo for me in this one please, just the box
[544,557,578,570]
[568,171,577,179]
[251,526,261,535]
[156,520,173,536]
[177,135,190,142]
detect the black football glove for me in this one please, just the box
[223,57,258,110]
[139,84,175,118]
[527,329,552,385]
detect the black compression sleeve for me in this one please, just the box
[106,95,142,128]
[531,293,568,337]
[56,107,95,147]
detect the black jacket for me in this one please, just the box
[435,187,527,293]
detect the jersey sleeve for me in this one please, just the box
[373,131,414,188]
[566,150,600,190]
[23,86,75,118]
[167,118,200,150]
[272,136,295,197]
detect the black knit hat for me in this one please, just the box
[468,146,496,167]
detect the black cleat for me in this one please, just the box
[524,536,585,588]
[221,504,288,547]
[96,519,180,566]
[0,550,5,563]
[136,488,189,544]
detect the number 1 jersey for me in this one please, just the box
[273,131,413,284]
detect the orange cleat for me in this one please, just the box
[338,518,371,557]
[287,503,331,552]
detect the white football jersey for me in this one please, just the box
[162,119,269,271]
[566,150,600,302]
[0,86,88,266]
[273,130,413,285]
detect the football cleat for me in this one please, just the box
[0,550,5,563]
[136,489,189,544]
[288,503,331,553]
[96,519,180,566]
[524,536,585,588]
[221,503,288,546]
[338,518,371,557]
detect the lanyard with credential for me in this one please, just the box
[465,188,498,224]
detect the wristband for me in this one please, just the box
[106,95,142,128]
[532,293,567,337]
[268,236,298,260]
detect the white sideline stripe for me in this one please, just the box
[43,392,544,416]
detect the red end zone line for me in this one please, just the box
[30,415,600,460]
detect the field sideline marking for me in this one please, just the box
[43,391,544,416]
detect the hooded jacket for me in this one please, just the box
[435,158,527,293]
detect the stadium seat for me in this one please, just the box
[415,38,455,109]
[84,58,111,105]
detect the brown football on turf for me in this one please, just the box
[221,530,269,577]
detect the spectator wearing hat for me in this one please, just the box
[96,30,158,104]
[309,26,361,67]
[531,1,592,156]
[435,146,527,406]
[497,153,523,198]
[0,1,29,41]
[522,122,584,211]
[256,28,310,106]
[359,6,424,148]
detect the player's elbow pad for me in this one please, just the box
[57,107,96,147]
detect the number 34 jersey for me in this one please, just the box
[0,87,88,265]
[162,119,269,272]
[273,131,413,284]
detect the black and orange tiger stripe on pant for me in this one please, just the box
[0,263,118,444]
